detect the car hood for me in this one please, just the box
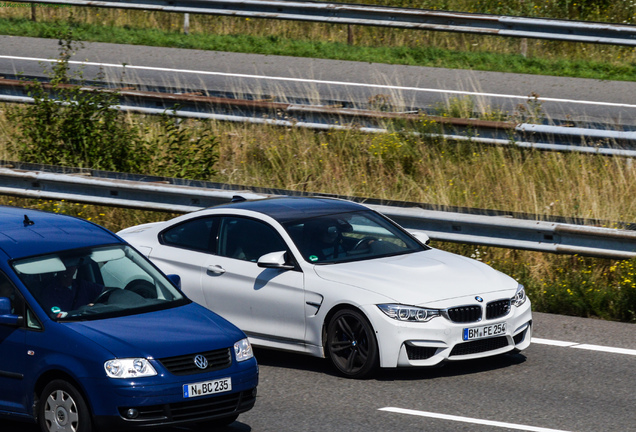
[312,249,517,306]
[64,303,245,359]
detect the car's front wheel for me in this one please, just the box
[38,379,92,432]
[326,309,379,378]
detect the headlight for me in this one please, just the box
[234,338,254,362]
[104,358,157,379]
[378,304,440,322]
[512,284,527,307]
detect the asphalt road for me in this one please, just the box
[3,312,634,432]
[2,35,636,126]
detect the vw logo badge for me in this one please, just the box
[194,354,209,370]
[475,296,484,302]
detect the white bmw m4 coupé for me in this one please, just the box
[119,196,532,378]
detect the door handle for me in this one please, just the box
[207,265,226,274]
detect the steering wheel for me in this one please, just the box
[353,236,379,251]
[92,287,119,304]
[125,279,156,299]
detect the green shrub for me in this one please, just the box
[6,27,218,180]
[8,29,146,172]
[152,114,218,179]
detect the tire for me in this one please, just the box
[38,380,92,432]
[326,309,379,379]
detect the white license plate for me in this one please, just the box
[463,322,507,341]
[183,377,232,398]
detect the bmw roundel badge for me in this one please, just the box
[475,296,484,302]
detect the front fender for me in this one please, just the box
[304,274,393,359]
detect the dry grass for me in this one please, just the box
[210,121,636,223]
[1,104,634,222]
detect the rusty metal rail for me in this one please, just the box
[0,162,634,259]
[2,78,635,157]
[10,0,636,46]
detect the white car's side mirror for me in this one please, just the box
[409,231,431,245]
[257,251,295,270]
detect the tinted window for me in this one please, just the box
[161,217,217,252]
[0,271,41,329]
[217,217,288,262]
[284,210,425,264]
[0,272,16,314]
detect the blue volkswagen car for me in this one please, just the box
[0,206,258,432]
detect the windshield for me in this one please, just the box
[283,210,426,264]
[12,244,188,321]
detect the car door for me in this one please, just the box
[0,271,28,413]
[204,216,306,343]
[149,216,218,307]
[151,215,306,344]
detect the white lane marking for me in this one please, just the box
[3,55,636,109]
[531,338,577,347]
[379,407,574,432]
[571,344,636,356]
[532,338,636,356]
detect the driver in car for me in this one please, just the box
[304,218,347,261]
[39,257,104,315]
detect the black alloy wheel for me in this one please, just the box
[326,309,379,378]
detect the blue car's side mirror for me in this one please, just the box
[167,274,181,290]
[0,297,21,326]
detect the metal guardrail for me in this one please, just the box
[11,0,636,46]
[0,162,634,259]
[2,79,635,157]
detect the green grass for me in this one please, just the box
[1,14,636,81]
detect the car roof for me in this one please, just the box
[213,196,369,223]
[0,206,120,259]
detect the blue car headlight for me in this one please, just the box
[377,304,441,322]
[104,358,157,379]
[512,284,527,307]
[234,338,254,362]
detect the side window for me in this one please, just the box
[0,271,42,329]
[26,308,43,330]
[218,217,288,262]
[0,272,16,313]
[160,217,217,252]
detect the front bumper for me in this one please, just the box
[89,359,258,430]
[365,300,533,368]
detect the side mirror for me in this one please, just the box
[166,274,182,290]
[257,251,295,270]
[409,231,431,245]
[0,297,22,326]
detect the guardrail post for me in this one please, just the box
[520,38,528,57]
[348,24,354,45]
[31,4,36,21]
[183,13,190,35]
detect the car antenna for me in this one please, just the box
[231,195,246,203]
[23,215,35,226]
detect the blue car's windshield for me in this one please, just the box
[12,244,188,321]
[283,210,427,264]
